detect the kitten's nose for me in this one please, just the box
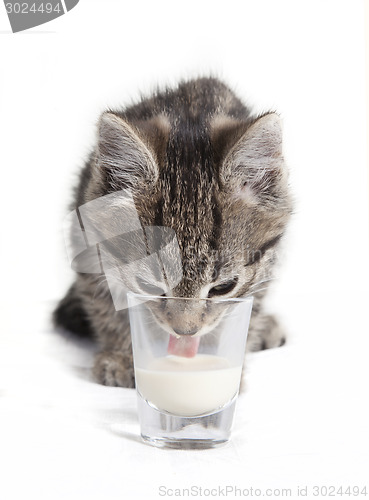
[173,326,198,336]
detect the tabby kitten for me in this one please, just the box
[54,77,292,387]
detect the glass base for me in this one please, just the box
[137,393,237,449]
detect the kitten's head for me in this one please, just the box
[85,109,292,336]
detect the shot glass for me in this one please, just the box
[127,292,253,449]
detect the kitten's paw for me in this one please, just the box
[246,314,286,352]
[93,351,135,388]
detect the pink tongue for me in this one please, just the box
[168,335,200,358]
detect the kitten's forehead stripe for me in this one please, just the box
[209,193,222,251]
[161,121,217,256]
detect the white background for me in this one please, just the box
[0,1,368,499]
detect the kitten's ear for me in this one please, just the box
[96,112,159,192]
[220,113,287,206]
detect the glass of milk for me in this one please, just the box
[127,292,253,449]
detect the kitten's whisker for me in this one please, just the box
[248,277,275,290]
[244,286,270,297]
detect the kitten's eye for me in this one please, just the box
[136,277,166,296]
[208,278,238,298]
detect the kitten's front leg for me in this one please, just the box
[90,308,135,387]
[246,312,286,352]
[79,280,135,387]
[93,350,134,388]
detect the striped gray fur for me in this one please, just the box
[53,77,293,387]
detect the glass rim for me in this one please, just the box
[127,291,254,304]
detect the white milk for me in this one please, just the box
[135,354,242,417]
